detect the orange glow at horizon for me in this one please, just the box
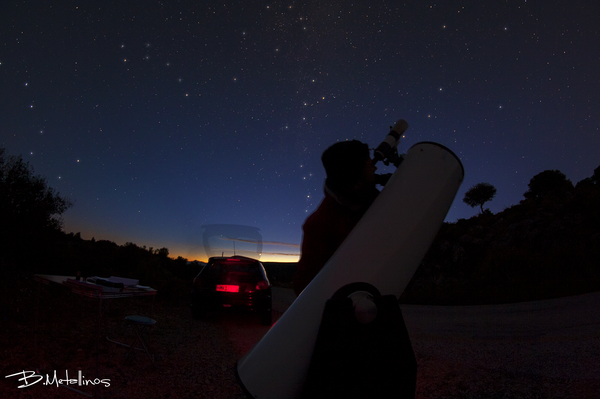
[170,250,299,264]
[169,248,300,263]
[62,228,300,264]
[169,240,300,263]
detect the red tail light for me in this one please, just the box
[217,284,239,293]
[255,280,269,291]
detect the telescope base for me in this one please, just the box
[302,291,417,398]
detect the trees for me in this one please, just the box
[463,182,497,214]
[0,147,74,244]
[592,165,600,184]
[157,247,169,258]
[523,169,573,200]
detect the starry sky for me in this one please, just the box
[2,1,599,262]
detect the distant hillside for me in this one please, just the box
[400,176,600,305]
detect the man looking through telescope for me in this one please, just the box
[293,119,407,296]
[293,140,377,296]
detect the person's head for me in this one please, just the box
[321,140,377,196]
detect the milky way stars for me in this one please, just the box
[1,1,599,261]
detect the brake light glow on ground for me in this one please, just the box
[256,281,270,290]
[217,284,239,292]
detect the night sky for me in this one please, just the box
[2,1,599,262]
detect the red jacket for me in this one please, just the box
[294,186,378,296]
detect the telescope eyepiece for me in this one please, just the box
[373,119,408,164]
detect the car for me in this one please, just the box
[191,255,272,325]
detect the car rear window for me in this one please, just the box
[220,262,259,273]
[200,259,266,282]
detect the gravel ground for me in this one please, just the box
[2,286,599,398]
[401,291,600,398]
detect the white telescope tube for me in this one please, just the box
[237,141,464,399]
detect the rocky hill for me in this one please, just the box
[400,176,600,305]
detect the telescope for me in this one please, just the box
[237,126,464,398]
[373,119,409,167]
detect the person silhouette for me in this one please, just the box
[294,140,379,296]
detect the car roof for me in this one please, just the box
[208,255,261,263]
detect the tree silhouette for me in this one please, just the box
[523,169,573,200]
[592,165,600,184]
[0,147,74,243]
[157,247,170,258]
[463,182,497,214]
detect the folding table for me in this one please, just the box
[33,274,157,397]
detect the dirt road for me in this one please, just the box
[245,288,600,398]
[4,287,598,398]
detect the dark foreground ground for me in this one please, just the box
[2,285,599,398]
